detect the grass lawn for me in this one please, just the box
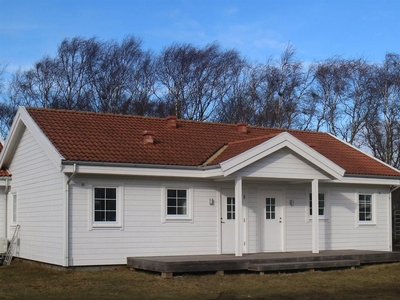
[1,261,400,300]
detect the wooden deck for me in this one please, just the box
[127,250,400,278]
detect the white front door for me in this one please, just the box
[260,190,283,252]
[221,192,236,254]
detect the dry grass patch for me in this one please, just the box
[1,261,400,299]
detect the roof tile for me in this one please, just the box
[26,107,400,178]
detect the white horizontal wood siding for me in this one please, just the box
[237,148,330,180]
[8,127,64,265]
[285,184,391,252]
[0,191,5,239]
[69,177,219,266]
[246,187,259,253]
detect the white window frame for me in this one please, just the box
[161,187,193,223]
[357,193,376,226]
[89,185,124,230]
[306,190,328,221]
[11,193,18,225]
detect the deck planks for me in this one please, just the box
[127,250,400,278]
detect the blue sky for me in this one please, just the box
[1,0,400,76]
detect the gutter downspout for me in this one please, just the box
[64,163,77,267]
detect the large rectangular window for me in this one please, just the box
[94,187,117,222]
[359,194,372,222]
[309,193,325,216]
[167,189,187,216]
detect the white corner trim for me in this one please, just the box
[0,106,64,170]
[220,132,345,180]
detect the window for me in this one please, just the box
[94,188,117,222]
[12,194,17,224]
[359,194,372,222]
[162,187,193,222]
[227,197,235,220]
[266,198,275,219]
[309,193,325,216]
[167,189,187,216]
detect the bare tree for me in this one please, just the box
[250,45,313,129]
[54,37,100,110]
[363,53,400,168]
[155,43,244,121]
[90,36,155,114]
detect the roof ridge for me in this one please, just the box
[26,107,326,134]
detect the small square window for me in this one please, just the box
[167,189,187,216]
[94,187,117,222]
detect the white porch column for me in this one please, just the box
[235,176,243,257]
[312,178,319,253]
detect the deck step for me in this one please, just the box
[248,259,360,272]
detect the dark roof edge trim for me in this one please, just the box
[61,160,221,171]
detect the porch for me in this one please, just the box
[127,250,400,278]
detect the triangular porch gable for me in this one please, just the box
[220,132,345,180]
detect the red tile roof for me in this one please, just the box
[26,107,400,178]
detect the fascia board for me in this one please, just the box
[332,176,400,186]
[0,107,26,167]
[0,107,64,170]
[62,164,224,178]
[221,132,345,180]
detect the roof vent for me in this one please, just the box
[142,130,155,145]
[236,122,248,134]
[166,116,177,129]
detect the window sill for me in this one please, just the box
[357,222,376,227]
[91,223,122,230]
[163,216,193,223]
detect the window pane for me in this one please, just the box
[266,213,270,219]
[95,188,105,199]
[167,207,176,215]
[106,188,116,199]
[95,211,105,222]
[95,199,105,210]
[177,190,186,198]
[167,189,176,198]
[106,211,116,222]
[106,200,116,210]
[178,199,187,207]
[271,198,275,205]
[271,213,275,219]
[177,207,187,215]
[167,198,176,207]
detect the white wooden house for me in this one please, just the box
[0,106,399,267]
